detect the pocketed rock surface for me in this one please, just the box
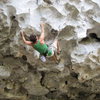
[0,0,100,100]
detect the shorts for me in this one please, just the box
[47,43,57,57]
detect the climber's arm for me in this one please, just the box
[39,23,45,42]
[20,31,32,45]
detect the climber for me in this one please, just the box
[20,23,61,62]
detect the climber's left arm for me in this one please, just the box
[39,23,45,40]
[20,31,32,45]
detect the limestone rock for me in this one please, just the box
[0,66,11,78]
[0,0,100,100]
[22,73,49,95]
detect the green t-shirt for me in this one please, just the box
[33,40,52,56]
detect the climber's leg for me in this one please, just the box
[47,39,61,58]
[52,39,57,47]
[57,40,61,54]
[52,39,61,54]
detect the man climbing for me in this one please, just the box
[20,23,61,62]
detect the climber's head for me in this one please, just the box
[29,34,38,43]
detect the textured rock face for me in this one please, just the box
[0,0,100,100]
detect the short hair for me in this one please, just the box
[29,34,37,43]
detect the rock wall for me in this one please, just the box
[0,0,100,100]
